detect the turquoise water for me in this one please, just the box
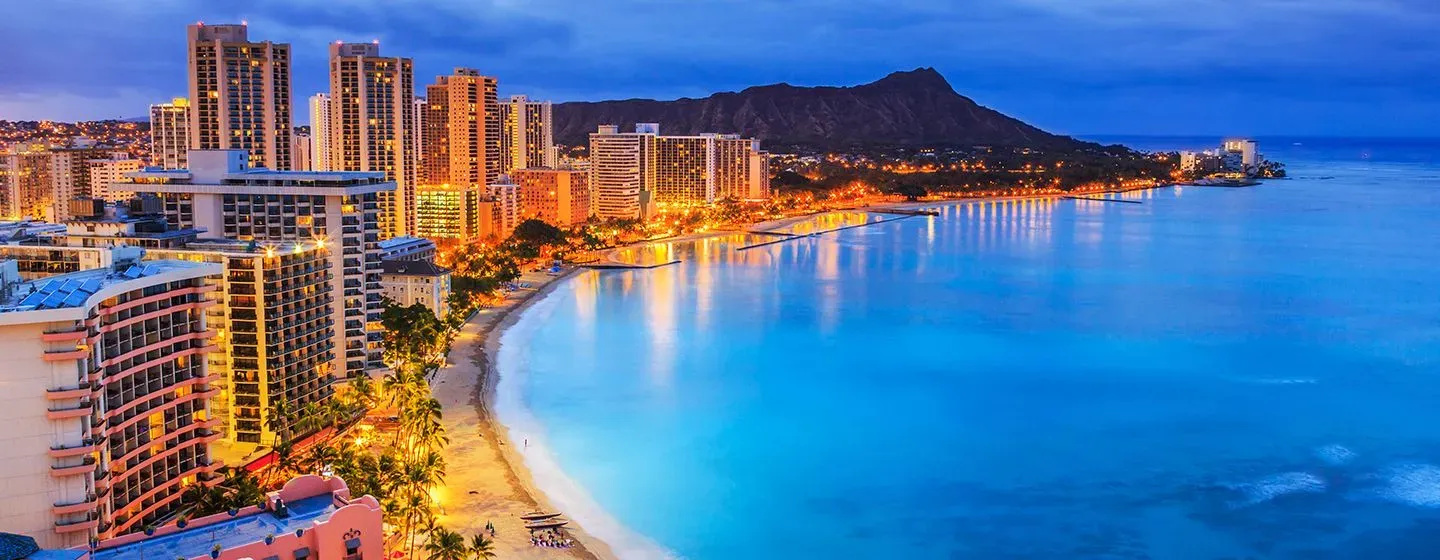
[498,139,1440,559]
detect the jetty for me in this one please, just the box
[864,208,941,217]
[737,213,924,251]
[745,230,802,238]
[1063,196,1142,204]
[580,260,682,270]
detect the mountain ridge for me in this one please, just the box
[553,68,1093,151]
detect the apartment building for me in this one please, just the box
[187,23,292,170]
[587,124,770,218]
[379,259,451,318]
[329,42,417,239]
[88,157,144,202]
[511,168,590,226]
[148,98,191,170]
[421,69,500,187]
[308,93,332,172]
[499,94,555,173]
[415,184,485,243]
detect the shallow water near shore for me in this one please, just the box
[499,139,1440,559]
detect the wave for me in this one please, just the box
[1315,445,1357,466]
[1246,377,1318,385]
[1227,472,1326,507]
[1374,463,1440,508]
[495,288,679,560]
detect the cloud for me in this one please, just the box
[0,0,1435,135]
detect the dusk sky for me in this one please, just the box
[1,0,1436,137]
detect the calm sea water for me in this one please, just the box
[497,138,1440,559]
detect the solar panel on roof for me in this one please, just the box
[40,291,68,309]
[19,290,47,307]
[141,264,160,277]
[34,279,61,295]
[79,278,103,294]
[62,290,89,308]
[122,265,142,279]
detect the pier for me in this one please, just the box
[745,230,802,238]
[863,208,942,216]
[737,214,924,251]
[1063,196,1143,204]
[581,260,682,270]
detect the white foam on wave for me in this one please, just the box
[1249,378,1319,385]
[495,289,679,560]
[1229,472,1326,507]
[1376,464,1440,508]
[1315,444,1357,466]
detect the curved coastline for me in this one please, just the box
[491,276,678,560]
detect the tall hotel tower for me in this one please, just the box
[499,95,555,173]
[421,69,501,187]
[186,22,293,170]
[309,93,333,171]
[329,42,417,238]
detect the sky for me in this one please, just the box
[0,0,1437,137]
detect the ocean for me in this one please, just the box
[496,138,1440,559]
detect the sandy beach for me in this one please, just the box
[431,267,618,560]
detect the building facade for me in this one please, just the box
[148,98,191,170]
[415,184,484,243]
[1,143,55,220]
[511,168,590,226]
[291,129,312,172]
[587,124,769,218]
[308,93,332,172]
[486,180,521,236]
[49,145,130,221]
[421,69,500,187]
[186,23,292,170]
[88,158,144,202]
[499,94,555,174]
[123,150,390,381]
[0,255,224,548]
[329,42,416,239]
[380,260,450,318]
[588,125,649,219]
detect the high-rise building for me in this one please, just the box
[187,22,292,170]
[587,124,769,218]
[150,239,334,447]
[500,94,555,174]
[122,150,391,380]
[309,93,332,171]
[1,143,54,220]
[149,98,191,170]
[0,253,223,547]
[588,125,651,219]
[88,156,144,201]
[420,69,500,187]
[292,129,312,171]
[415,184,485,242]
[329,42,416,239]
[511,168,590,226]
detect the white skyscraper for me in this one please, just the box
[309,93,332,171]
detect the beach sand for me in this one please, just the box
[431,268,618,560]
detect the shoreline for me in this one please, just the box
[432,267,620,560]
[436,185,1173,559]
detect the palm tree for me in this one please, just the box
[402,492,434,559]
[265,400,293,446]
[422,526,467,560]
[469,534,497,559]
[267,440,301,488]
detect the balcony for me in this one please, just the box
[53,494,99,515]
[43,348,88,362]
[51,456,97,478]
[53,513,99,533]
[41,329,88,343]
[49,440,98,458]
[47,400,93,420]
[46,386,92,400]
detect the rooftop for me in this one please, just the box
[90,495,339,560]
[0,258,216,315]
[380,259,449,277]
[376,236,432,249]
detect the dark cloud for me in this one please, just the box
[0,0,1435,136]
